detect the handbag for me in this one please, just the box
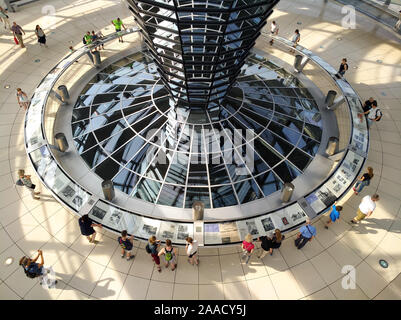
[14,36,19,45]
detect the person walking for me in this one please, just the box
[241,233,255,264]
[336,58,348,78]
[111,18,126,42]
[351,194,380,224]
[158,239,177,271]
[258,229,284,258]
[0,6,11,30]
[35,25,47,47]
[294,218,316,249]
[353,167,374,195]
[118,230,135,261]
[289,29,300,53]
[78,214,102,243]
[325,203,343,229]
[11,21,25,48]
[146,236,162,272]
[17,169,40,199]
[16,88,29,111]
[185,237,199,265]
[269,20,279,45]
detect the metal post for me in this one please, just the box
[294,55,303,72]
[192,201,204,221]
[57,85,70,104]
[326,137,339,156]
[326,95,345,111]
[86,51,94,64]
[102,180,115,201]
[281,182,295,203]
[54,133,69,152]
[93,50,101,67]
[325,90,337,107]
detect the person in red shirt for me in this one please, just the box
[241,233,255,264]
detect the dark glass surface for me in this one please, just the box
[72,51,322,208]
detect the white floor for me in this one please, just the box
[1,0,401,300]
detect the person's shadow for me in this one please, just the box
[54,272,116,299]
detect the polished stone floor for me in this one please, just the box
[0,0,401,300]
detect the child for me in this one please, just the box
[325,203,343,229]
[158,239,177,271]
[118,230,135,260]
[241,233,255,264]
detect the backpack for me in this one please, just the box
[375,109,382,121]
[145,243,152,254]
[23,265,39,279]
[165,248,173,261]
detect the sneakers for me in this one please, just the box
[350,219,357,224]
[126,255,134,261]
[324,226,329,229]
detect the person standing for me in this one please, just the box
[359,101,382,127]
[289,29,300,53]
[78,214,102,243]
[11,21,25,48]
[16,88,29,111]
[362,97,377,113]
[0,6,11,30]
[158,239,177,271]
[269,20,279,45]
[325,203,343,229]
[84,31,92,45]
[294,218,316,249]
[111,18,126,42]
[19,250,57,288]
[118,230,135,261]
[185,236,199,266]
[337,58,348,78]
[146,236,162,272]
[353,167,374,195]
[35,25,47,47]
[17,169,40,199]
[241,233,255,264]
[351,194,380,224]
[258,229,284,258]
[96,30,105,50]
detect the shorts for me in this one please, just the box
[28,184,36,190]
[355,209,367,221]
[115,28,121,32]
[151,253,160,265]
[188,251,197,258]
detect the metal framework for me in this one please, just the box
[125,0,280,110]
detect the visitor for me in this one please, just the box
[185,236,199,266]
[359,101,382,127]
[353,167,374,195]
[241,233,255,264]
[78,214,102,243]
[84,31,92,45]
[269,20,279,45]
[111,17,126,42]
[289,29,300,53]
[0,6,11,30]
[158,239,177,271]
[337,58,348,78]
[118,230,135,261]
[19,250,57,287]
[351,194,379,224]
[17,169,40,199]
[146,236,162,272]
[93,30,104,50]
[294,218,316,249]
[362,97,377,113]
[258,229,284,258]
[16,88,29,111]
[11,21,25,48]
[325,203,343,229]
[35,25,47,47]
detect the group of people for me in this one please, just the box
[5,14,47,49]
[83,30,105,51]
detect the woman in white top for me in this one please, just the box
[185,237,199,265]
[290,29,300,53]
[0,6,11,30]
[269,21,279,45]
[16,88,29,111]
[35,25,47,47]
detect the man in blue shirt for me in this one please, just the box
[294,218,317,249]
